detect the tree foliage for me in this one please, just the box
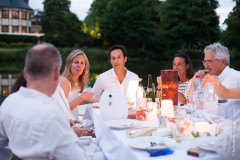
[222,0,240,55]
[41,0,85,47]
[160,0,220,56]
[86,0,163,52]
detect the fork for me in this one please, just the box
[111,123,133,127]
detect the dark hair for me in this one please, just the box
[174,53,195,79]
[11,71,27,93]
[108,45,127,60]
[25,43,62,80]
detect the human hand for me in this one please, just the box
[157,76,162,90]
[72,127,95,137]
[79,91,95,102]
[70,119,82,127]
[87,98,100,103]
[194,69,209,79]
[201,75,220,88]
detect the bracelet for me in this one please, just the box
[156,87,161,91]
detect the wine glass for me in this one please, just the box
[205,82,215,102]
[143,99,153,126]
[193,90,205,121]
[210,104,225,136]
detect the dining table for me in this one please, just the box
[80,104,227,160]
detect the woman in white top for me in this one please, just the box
[60,49,97,119]
[157,53,195,104]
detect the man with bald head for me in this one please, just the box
[0,43,87,159]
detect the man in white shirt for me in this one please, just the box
[194,42,240,119]
[91,45,139,99]
[0,43,88,160]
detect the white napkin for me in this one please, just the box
[156,127,172,137]
[214,120,240,159]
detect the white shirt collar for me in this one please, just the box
[19,87,52,103]
[110,67,130,79]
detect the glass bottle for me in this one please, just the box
[146,74,155,102]
[194,75,201,91]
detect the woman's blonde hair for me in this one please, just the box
[62,49,90,92]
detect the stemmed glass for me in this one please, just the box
[205,82,215,102]
[205,82,216,113]
[210,104,225,136]
[143,98,153,126]
[193,90,205,121]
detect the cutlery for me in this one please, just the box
[111,123,133,127]
[129,127,156,138]
[204,117,213,124]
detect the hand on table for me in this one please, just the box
[70,119,82,127]
[73,126,96,137]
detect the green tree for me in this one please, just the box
[86,0,163,52]
[41,0,84,47]
[84,0,110,37]
[222,0,240,56]
[160,0,220,56]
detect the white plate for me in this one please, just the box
[191,137,216,152]
[91,102,100,108]
[104,119,139,129]
[128,136,176,150]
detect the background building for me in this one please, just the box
[0,0,32,33]
[0,0,43,35]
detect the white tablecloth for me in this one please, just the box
[86,104,227,160]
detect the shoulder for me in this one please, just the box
[60,76,70,84]
[126,70,139,79]
[59,76,70,91]
[97,69,112,79]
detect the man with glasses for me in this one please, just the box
[192,42,240,120]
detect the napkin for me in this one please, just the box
[147,148,174,157]
[156,127,172,137]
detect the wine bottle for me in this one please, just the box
[146,74,155,102]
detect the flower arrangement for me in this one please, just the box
[168,117,193,141]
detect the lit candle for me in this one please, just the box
[195,122,210,133]
[161,100,174,117]
[147,102,158,120]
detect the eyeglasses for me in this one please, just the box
[202,59,219,65]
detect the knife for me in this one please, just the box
[204,117,213,124]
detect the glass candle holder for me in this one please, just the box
[161,70,178,106]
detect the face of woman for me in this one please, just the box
[70,55,86,77]
[173,57,189,77]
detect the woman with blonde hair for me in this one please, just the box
[60,49,96,119]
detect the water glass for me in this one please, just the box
[210,103,225,136]
[205,82,215,102]
[193,90,205,121]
